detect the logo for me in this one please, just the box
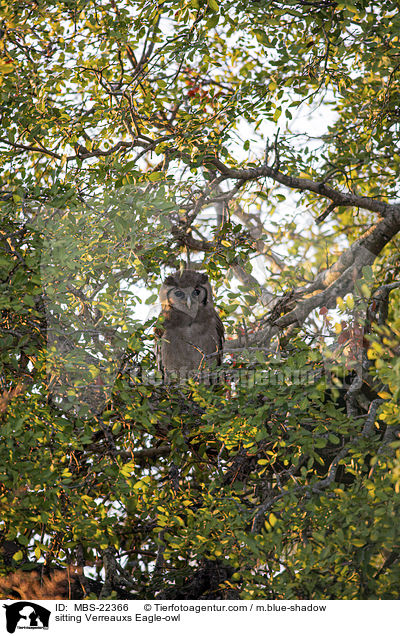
[3,602,51,634]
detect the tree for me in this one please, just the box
[0,0,399,600]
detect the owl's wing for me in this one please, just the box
[215,310,225,366]
[154,323,164,375]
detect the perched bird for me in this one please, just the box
[156,270,224,380]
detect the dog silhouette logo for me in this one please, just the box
[3,602,50,633]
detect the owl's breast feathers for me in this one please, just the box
[155,304,224,372]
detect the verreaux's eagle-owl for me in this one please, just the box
[156,270,224,378]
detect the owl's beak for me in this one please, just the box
[186,296,192,309]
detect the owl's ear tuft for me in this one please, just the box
[199,273,209,283]
[164,275,177,286]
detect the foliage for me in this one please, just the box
[0,0,400,600]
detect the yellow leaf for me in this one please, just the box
[361,283,371,298]
[336,296,345,311]
[0,59,14,75]
[208,0,219,11]
[268,513,278,527]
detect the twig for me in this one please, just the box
[316,202,337,224]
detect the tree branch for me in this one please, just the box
[204,156,398,217]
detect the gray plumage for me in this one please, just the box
[156,270,224,379]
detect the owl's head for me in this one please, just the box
[159,270,213,318]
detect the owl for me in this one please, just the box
[156,270,224,380]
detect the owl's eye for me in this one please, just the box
[192,289,201,296]
[174,290,185,298]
